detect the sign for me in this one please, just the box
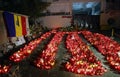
[62,16,72,18]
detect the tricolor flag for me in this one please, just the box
[3,12,28,37]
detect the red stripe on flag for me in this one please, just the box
[21,16,27,35]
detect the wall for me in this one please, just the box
[100,0,120,30]
[0,11,8,45]
[47,2,71,13]
[39,15,72,28]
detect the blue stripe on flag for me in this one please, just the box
[3,12,16,37]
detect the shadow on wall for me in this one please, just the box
[0,12,8,45]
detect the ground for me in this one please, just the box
[0,32,120,77]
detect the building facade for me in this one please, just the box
[38,0,101,29]
[38,0,120,30]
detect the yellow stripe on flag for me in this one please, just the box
[14,14,22,37]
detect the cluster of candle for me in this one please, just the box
[65,33,107,75]
[9,32,52,62]
[0,65,11,74]
[82,31,120,72]
[34,32,65,69]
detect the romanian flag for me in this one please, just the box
[3,12,16,37]
[3,12,28,37]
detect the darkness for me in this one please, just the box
[0,0,120,77]
[0,0,50,17]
